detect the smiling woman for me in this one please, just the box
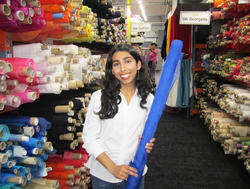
[82,44,155,189]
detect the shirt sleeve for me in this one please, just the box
[146,93,154,118]
[82,91,105,158]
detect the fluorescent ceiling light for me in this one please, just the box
[137,0,147,21]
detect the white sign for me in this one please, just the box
[180,11,211,25]
[131,23,151,32]
[239,0,250,4]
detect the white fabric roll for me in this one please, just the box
[38,83,62,94]
[13,43,43,57]
[50,44,79,54]
[46,56,67,64]
[70,64,83,81]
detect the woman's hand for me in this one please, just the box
[146,137,155,154]
[112,165,138,180]
[138,136,156,154]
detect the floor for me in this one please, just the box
[145,110,250,189]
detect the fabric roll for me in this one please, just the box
[37,83,62,94]
[0,124,10,141]
[125,40,183,188]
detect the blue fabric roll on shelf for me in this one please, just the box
[0,124,10,142]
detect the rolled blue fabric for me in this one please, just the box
[19,137,44,149]
[1,160,13,168]
[38,117,51,130]
[0,115,38,126]
[0,172,17,184]
[32,117,51,138]
[0,183,22,189]
[0,124,10,141]
[125,40,183,189]
[8,134,28,142]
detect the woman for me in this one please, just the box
[82,44,155,189]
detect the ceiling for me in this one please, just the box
[112,0,170,32]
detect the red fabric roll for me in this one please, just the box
[39,0,64,5]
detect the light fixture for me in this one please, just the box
[138,0,147,21]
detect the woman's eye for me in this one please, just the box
[113,62,119,67]
[126,60,132,64]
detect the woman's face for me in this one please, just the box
[112,51,141,88]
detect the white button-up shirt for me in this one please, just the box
[82,89,154,183]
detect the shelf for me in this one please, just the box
[193,67,204,72]
[195,44,206,49]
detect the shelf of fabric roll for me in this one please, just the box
[192,0,250,174]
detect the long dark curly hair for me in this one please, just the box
[98,44,153,119]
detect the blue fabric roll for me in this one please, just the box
[0,124,10,141]
[125,40,183,189]
[0,115,38,126]
[20,137,44,149]
[0,183,22,189]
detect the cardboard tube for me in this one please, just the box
[76,81,84,88]
[59,133,74,140]
[55,105,70,113]
[63,63,70,71]
[22,157,37,165]
[30,117,39,125]
[8,176,23,184]
[51,48,60,54]
[68,81,77,89]
[64,165,74,170]
[43,141,53,151]
[0,153,8,164]
[0,4,10,16]
[0,141,6,150]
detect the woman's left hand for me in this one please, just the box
[138,136,156,154]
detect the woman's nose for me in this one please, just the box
[120,62,126,72]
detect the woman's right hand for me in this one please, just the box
[112,165,138,180]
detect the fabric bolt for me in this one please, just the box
[125,40,183,189]
[0,172,22,185]
[5,93,21,107]
[8,134,29,142]
[0,115,38,126]
[11,145,27,157]
[176,59,191,107]
[11,90,37,104]
[37,83,62,94]
[0,183,22,189]
[46,169,78,180]
[50,44,79,54]
[0,57,34,67]
[0,124,10,141]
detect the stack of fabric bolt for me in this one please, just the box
[0,0,46,33]
[18,92,91,153]
[0,57,47,110]
[80,0,126,45]
[63,5,98,44]
[212,0,250,20]
[202,79,250,122]
[17,89,92,188]
[207,54,249,86]
[0,115,56,188]
[199,102,250,174]
[217,84,250,122]
[13,43,105,94]
[209,13,249,52]
[10,0,97,43]
[44,150,90,188]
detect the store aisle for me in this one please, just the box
[145,110,250,189]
